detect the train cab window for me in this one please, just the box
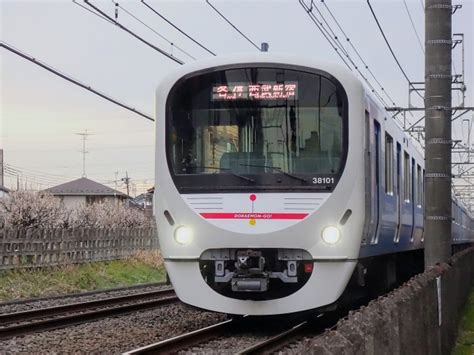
[385,133,394,194]
[166,65,348,192]
[403,152,411,202]
[417,164,422,207]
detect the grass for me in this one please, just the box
[0,250,166,302]
[453,287,474,355]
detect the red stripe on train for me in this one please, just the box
[200,212,309,220]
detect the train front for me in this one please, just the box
[155,56,366,315]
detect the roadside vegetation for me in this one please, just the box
[0,190,152,229]
[0,250,165,302]
[0,191,162,302]
[453,286,474,355]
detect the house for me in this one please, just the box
[44,177,128,209]
[132,192,153,209]
[131,187,154,216]
[0,186,10,199]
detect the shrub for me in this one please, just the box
[0,191,151,229]
[0,191,67,228]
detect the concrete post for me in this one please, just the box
[424,0,452,267]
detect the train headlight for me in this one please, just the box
[321,225,341,245]
[174,226,193,245]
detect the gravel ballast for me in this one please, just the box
[0,304,226,353]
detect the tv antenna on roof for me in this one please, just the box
[75,129,93,178]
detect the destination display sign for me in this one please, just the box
[211,82,298,101]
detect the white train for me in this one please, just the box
[154,54,473,315]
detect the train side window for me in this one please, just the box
[417,164,422,207]
[404,152,411,202]
[385,133,394,194]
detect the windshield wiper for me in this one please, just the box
[192,166,255,183]
[239,164,308,184]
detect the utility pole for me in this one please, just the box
[0,149,3,188]
[424,0,452,267]
[75,130,92,178]
[121,171,130,197]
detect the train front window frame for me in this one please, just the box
[165,64,349,193]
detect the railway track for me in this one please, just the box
[123,318,238,354]
[0,288,177,339]
[124,313,340,354]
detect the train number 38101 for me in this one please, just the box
[312,177,335,184]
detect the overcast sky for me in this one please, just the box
[1,0,472,196]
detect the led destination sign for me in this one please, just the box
[211,82,298,101]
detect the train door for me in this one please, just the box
[394,142,402,243]
[362,110,379,245]
[410,158,416,242]
[371,120,381,244]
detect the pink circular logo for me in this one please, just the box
[249,194,256,201]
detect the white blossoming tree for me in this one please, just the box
[0,191,151,229]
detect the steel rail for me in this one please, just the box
[236,321,308,354]
[0,282,167,307]
[237,312,342,354]
[123,318,237,354]
[0,289,177,339]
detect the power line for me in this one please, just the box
[366,0,424,100]
[5,164,77,180]
[320,0,397,106]
[72,0,114,24]
[300,1,391,109]
[205,0,261,51]
[4,167,69,186]
[82,0,184,65]
[1,41,154,122]
[299,1,352,71]
[403,0,425,54]
[5,164,75,183]
[141,0,216,56]
[112,1,196,60]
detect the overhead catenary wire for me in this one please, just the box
[111,1,196,60]
[366,0,424,101]
[299,1,352,71]
[300,1,392,110]
[83,0,184,65]
[205,0,261,51]
[141,0,216,56]
[403,0,425,55]
[72,0,114,24]
[320,0,397,106]
[1,41,155,122]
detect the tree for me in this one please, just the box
[0,191,151,229]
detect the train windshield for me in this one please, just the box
[166,65,348,192]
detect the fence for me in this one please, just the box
[302,246,474,355]
[0,227,158,269]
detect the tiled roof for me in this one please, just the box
[44,177,127,197]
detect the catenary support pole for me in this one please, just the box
[424,0,452,267]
